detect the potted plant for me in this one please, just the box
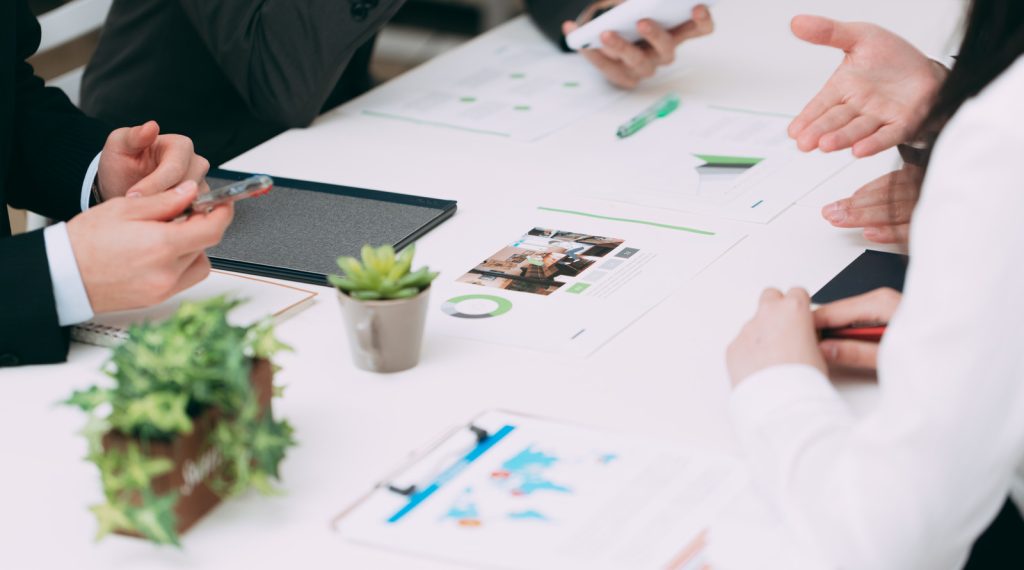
[63,296,296,546]
[329,244,438,373]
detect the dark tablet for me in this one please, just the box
[812,249,909,304]
[206,169,457,285]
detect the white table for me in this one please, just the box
[1,2,963,568]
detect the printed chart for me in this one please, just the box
[358,39,627,141]
[544,103,854,223]
[424,199,744,356]
[336,411,743,570]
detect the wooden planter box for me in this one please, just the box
[101,359,273,537]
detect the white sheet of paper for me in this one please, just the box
[336,410,744,570]
[421,198,744,356]
[358,27,628,141]
[538,102,854,223]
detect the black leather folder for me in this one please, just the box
[206,169,457,285]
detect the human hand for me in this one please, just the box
[788,15,948,157]
[97,121,211,200]
[814,288,902,370]
[822,163,923,244]
[66,180,234,314]
[727,288,827,386]
[562,4,714,89]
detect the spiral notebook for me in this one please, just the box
[71,270,318,348]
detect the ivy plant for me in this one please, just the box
[64,296,296,546]
[329,244,438,300]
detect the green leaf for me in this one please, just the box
[360,245,379,274]
[126,489,180,546]
[352,290,383,301]
[327,275,356,291]
[64,386,112,412]
[89,502,132,541]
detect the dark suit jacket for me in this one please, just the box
[81,0,408,166]
[1,0,111,366]
[525,0,593,49]
[81,0,584,167]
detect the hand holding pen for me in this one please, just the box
[814,287,902,370]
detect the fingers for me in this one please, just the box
[819,115,883,153]
[863,223,910,244]
[600,31,656,79]
[788,82,843,141]
[125,134,196,197]
[168,254,213,298]
[580,49,639,89]
[123,180,198,221]
[851,123,909,157]
[822,170,920,228]
[107,121,160,156]
[666,5,714,44]
[813,287,902,329]
[790,15,860,52]
[760,288,783,304]
[638,20,676,65]
[819,339,879,369]
[165,203,235,251]
[796,104,857,152]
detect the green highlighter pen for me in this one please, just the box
[616,93,681,139]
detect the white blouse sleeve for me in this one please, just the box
[730,61,1024,570]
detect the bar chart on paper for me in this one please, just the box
[543,103,854,223]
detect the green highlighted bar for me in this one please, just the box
[566,283,591,294]
[694,154,764,167]
[537,207,716,236]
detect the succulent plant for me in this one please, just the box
[329,244,438,301]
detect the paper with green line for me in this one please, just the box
[531,102,854,223]
[427,197,744,357]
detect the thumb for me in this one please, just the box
[791,15,860,52]
[108,120,160,156]
[124,180,197,221]
[562,20,578,35]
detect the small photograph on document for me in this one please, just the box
[456,228,625,296]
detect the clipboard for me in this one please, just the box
[330,410,742,570]
[206,169,458,285]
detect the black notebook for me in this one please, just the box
[812,249,909,304]
[206,169,457,285]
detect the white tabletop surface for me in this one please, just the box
[2,1,964,568]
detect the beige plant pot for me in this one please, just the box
[335,288,430,373]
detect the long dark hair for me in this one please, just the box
[918,0,1024,163]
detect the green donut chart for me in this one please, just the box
[441,295,513,319]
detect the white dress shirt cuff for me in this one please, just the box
[80,152,102,212]
[43,223,95,326]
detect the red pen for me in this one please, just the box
[820,324,887,342]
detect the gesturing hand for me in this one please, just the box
[66,181,234,314]
[814,288,902,370]
[563,4,714,89]
[788,15,947,157]
[97,121,211,200]
[822,163,923,244]
[727,288,827,386]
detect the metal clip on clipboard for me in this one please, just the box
[330,422,495,530]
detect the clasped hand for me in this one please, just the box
[727,288,902,387]
[66,122,232,315]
